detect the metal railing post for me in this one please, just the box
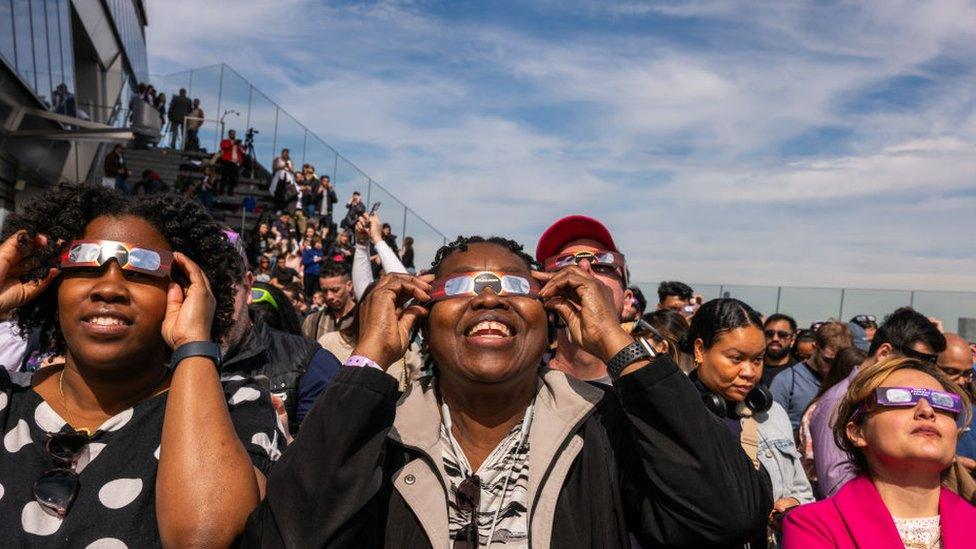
[401,207,408,242]
[214,64,225,151]
[271,108,279,160]
[775,286,782,313]
[839,289,846,320]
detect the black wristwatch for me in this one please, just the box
[606,337,656,381]
[168,341,222,371]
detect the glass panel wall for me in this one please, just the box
[840,289,911,325]
[911,292,976,334]
[405,209,445,273]
[186,64,222,153]
[0,1,14,67]
[247,87,277,169]
[13,0,35,87]
[720,285,780,318]
[366,181,407,260]
[56,0,71,92]
[45,0,63,94]
[150,64,449,258]
[29,0,50,103]
[273,109,305,174]
[2,0,76,100]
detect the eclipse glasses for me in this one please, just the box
[853,386,965,427]
[428,271,540,303]
[60,240,173,278]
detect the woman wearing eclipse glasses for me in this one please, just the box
[0,184,284,547]
[243,235,771,547]
[784,357,976,548]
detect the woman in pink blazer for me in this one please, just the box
[784,355,976,548]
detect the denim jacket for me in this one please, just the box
[748,402,815,503]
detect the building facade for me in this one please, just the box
[0,0,148,210]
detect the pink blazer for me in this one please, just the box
[783,475,976,548]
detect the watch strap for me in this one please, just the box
[169,341,222,371]
[606,338,655,381]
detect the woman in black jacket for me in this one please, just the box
[243,236,772,548]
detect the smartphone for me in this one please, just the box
[370,201,382,215]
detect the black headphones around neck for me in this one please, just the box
[691,372,774,419]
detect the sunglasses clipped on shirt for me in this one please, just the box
[428,271,540,303]
[853,386,965,427]
[60,239,173,279]
[33,428,92,518]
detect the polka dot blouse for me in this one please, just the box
[0,368,286,547]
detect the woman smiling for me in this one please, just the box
[244,236,771,547]
[0,184,284,547]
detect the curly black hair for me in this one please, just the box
[1,183,243,353]
[429,235,539,275]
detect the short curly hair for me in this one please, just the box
[1,183,242,353]
[429,235,538,276]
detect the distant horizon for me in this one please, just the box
[148,1,976,292]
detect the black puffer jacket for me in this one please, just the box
[242,356,773,548]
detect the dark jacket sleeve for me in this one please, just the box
[295,349,341,423]
[242,366,399,548]
[608,355,773,547]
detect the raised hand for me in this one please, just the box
[0,231,59,314]
[161,252,216,349]
[534,267,634,363]
[367,212,383,244]
[350,273,433,369]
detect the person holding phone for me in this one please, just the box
[0,184,284,547]
[242,235,771,547]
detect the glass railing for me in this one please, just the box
[150,63,448,270]
[634,282,976,336]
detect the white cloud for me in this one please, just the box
[148,0,976,292]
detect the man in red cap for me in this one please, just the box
[536,215,634,384]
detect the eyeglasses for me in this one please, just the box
[764,329,794,340]
[852,314,877,325]
[251,287,279,310]
[33,429,91,518]
[60,240,173,279]
[896,346,940,365]
[543,250,625,273]
[453,475,481,549]
[853,386,965,427]
[938,365,975,382]
[429,271,540,303]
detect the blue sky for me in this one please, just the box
[148,0,976,291]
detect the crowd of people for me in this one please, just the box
[0,179,973,548]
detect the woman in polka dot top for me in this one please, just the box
[0,185,285,547]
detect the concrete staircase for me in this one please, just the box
[123,147,273,232]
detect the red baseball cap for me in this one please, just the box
[535,215,620,263]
